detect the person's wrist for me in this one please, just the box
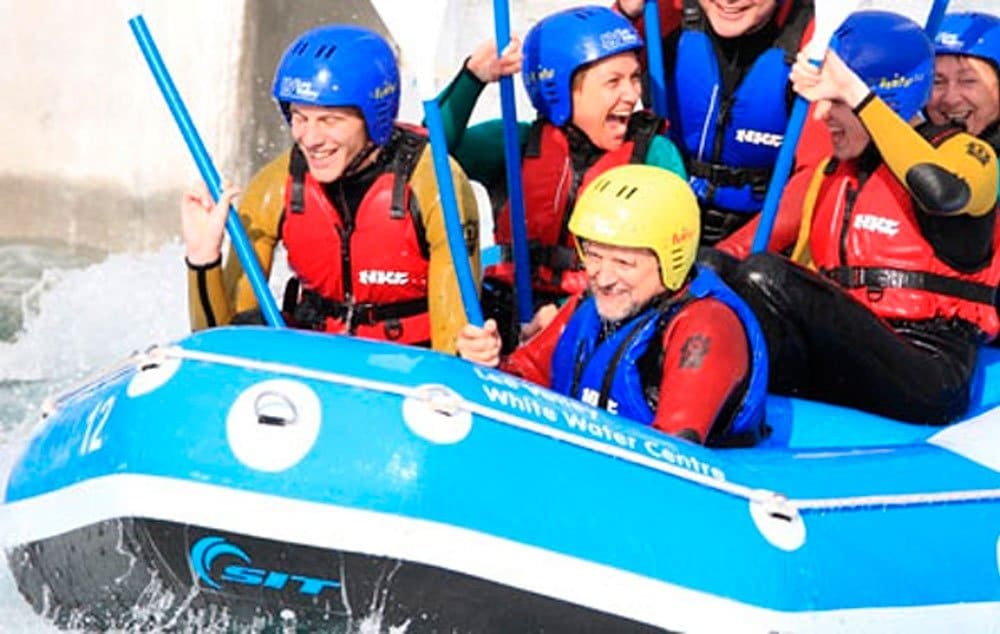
[615,0,641,21]
[184,250,222,269]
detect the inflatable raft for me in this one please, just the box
[3,326,1000,632]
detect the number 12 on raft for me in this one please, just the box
[79,395,115,455]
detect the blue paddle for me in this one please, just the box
[644,0,669,118]
[493,0,534,327]
[924,0,951,38]
[127,14,286,328]
[750,0,861,253]
[373,0,484,326]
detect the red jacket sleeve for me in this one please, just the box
[498,294,582,387]
[650,298,750,444]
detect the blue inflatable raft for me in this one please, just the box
[3,326,1000,632]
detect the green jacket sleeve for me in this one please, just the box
[436,65,487,151]
[435,64,532,209]
[644,134,688,180]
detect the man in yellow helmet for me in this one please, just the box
[457,164,768,446]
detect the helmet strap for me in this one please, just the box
[343,141,380,179]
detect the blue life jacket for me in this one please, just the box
[669,1,809,215]
[550,266,769,446]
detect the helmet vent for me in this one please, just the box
[571,8,599,21]
[291,41,309,56]
[616,186,638,200]
[315,44,338,59]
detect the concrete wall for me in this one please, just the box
[0,0,386,253]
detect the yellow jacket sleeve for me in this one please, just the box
[187,152,289,330]
[410,147,481,353]
[859,96,998,217]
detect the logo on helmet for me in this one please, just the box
[280,78,320,101]
[937,32,964,49]
[672,227,695,245]
[372,80,398,101]
[877,72,924,91]
[600,28,639,51]
[525,67,556,85]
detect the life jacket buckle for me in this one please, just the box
[383,318,403,340]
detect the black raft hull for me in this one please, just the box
[9,518,669,633]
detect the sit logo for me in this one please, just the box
[190,536,340,597]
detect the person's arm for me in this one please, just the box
[644,134,688,180]
[452,118,531,197]
[613,0,683,38]
[498,295,579,386]
[650,299,750,444]
[436,37,522,152]
[186,153,286,330]
[858,96,998,218]
[412,147,481,353]
[792,48,998,218]
[436,65,488,152]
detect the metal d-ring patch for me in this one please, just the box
[227,379,321,472]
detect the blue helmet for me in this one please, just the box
[522,6,643,126]
[831,10,934,122]
[271,25,400,146]
[935,12,1000,72]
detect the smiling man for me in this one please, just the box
[457,165,768,447]
[180,24,479,352]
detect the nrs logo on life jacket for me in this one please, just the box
[359,270,410,285]
[853,214,901,237]
[735,128,784,148]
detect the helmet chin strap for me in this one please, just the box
[342,140,381,179]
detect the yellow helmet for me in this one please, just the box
[568,164,700,291]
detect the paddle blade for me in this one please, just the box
[805,0,862,61]
[371,0,449,100]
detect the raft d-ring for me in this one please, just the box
[127,347,182,397]
[749,489,806,552]
[227,379,321,472]
[402,384,472,445]
[254,390,298,426]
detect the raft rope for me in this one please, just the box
[55,344,1000,517]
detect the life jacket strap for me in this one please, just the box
[296,289,429,327]
[822,266,997,306]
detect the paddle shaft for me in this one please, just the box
[643,0,669,118]
[924,0,951,38]
[423,99,485,326]
[493,0,534,325]
[128,15,286,327]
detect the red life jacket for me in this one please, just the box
[808,158,1000,339]
[281,127,433,345]
[488,111,664,296]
